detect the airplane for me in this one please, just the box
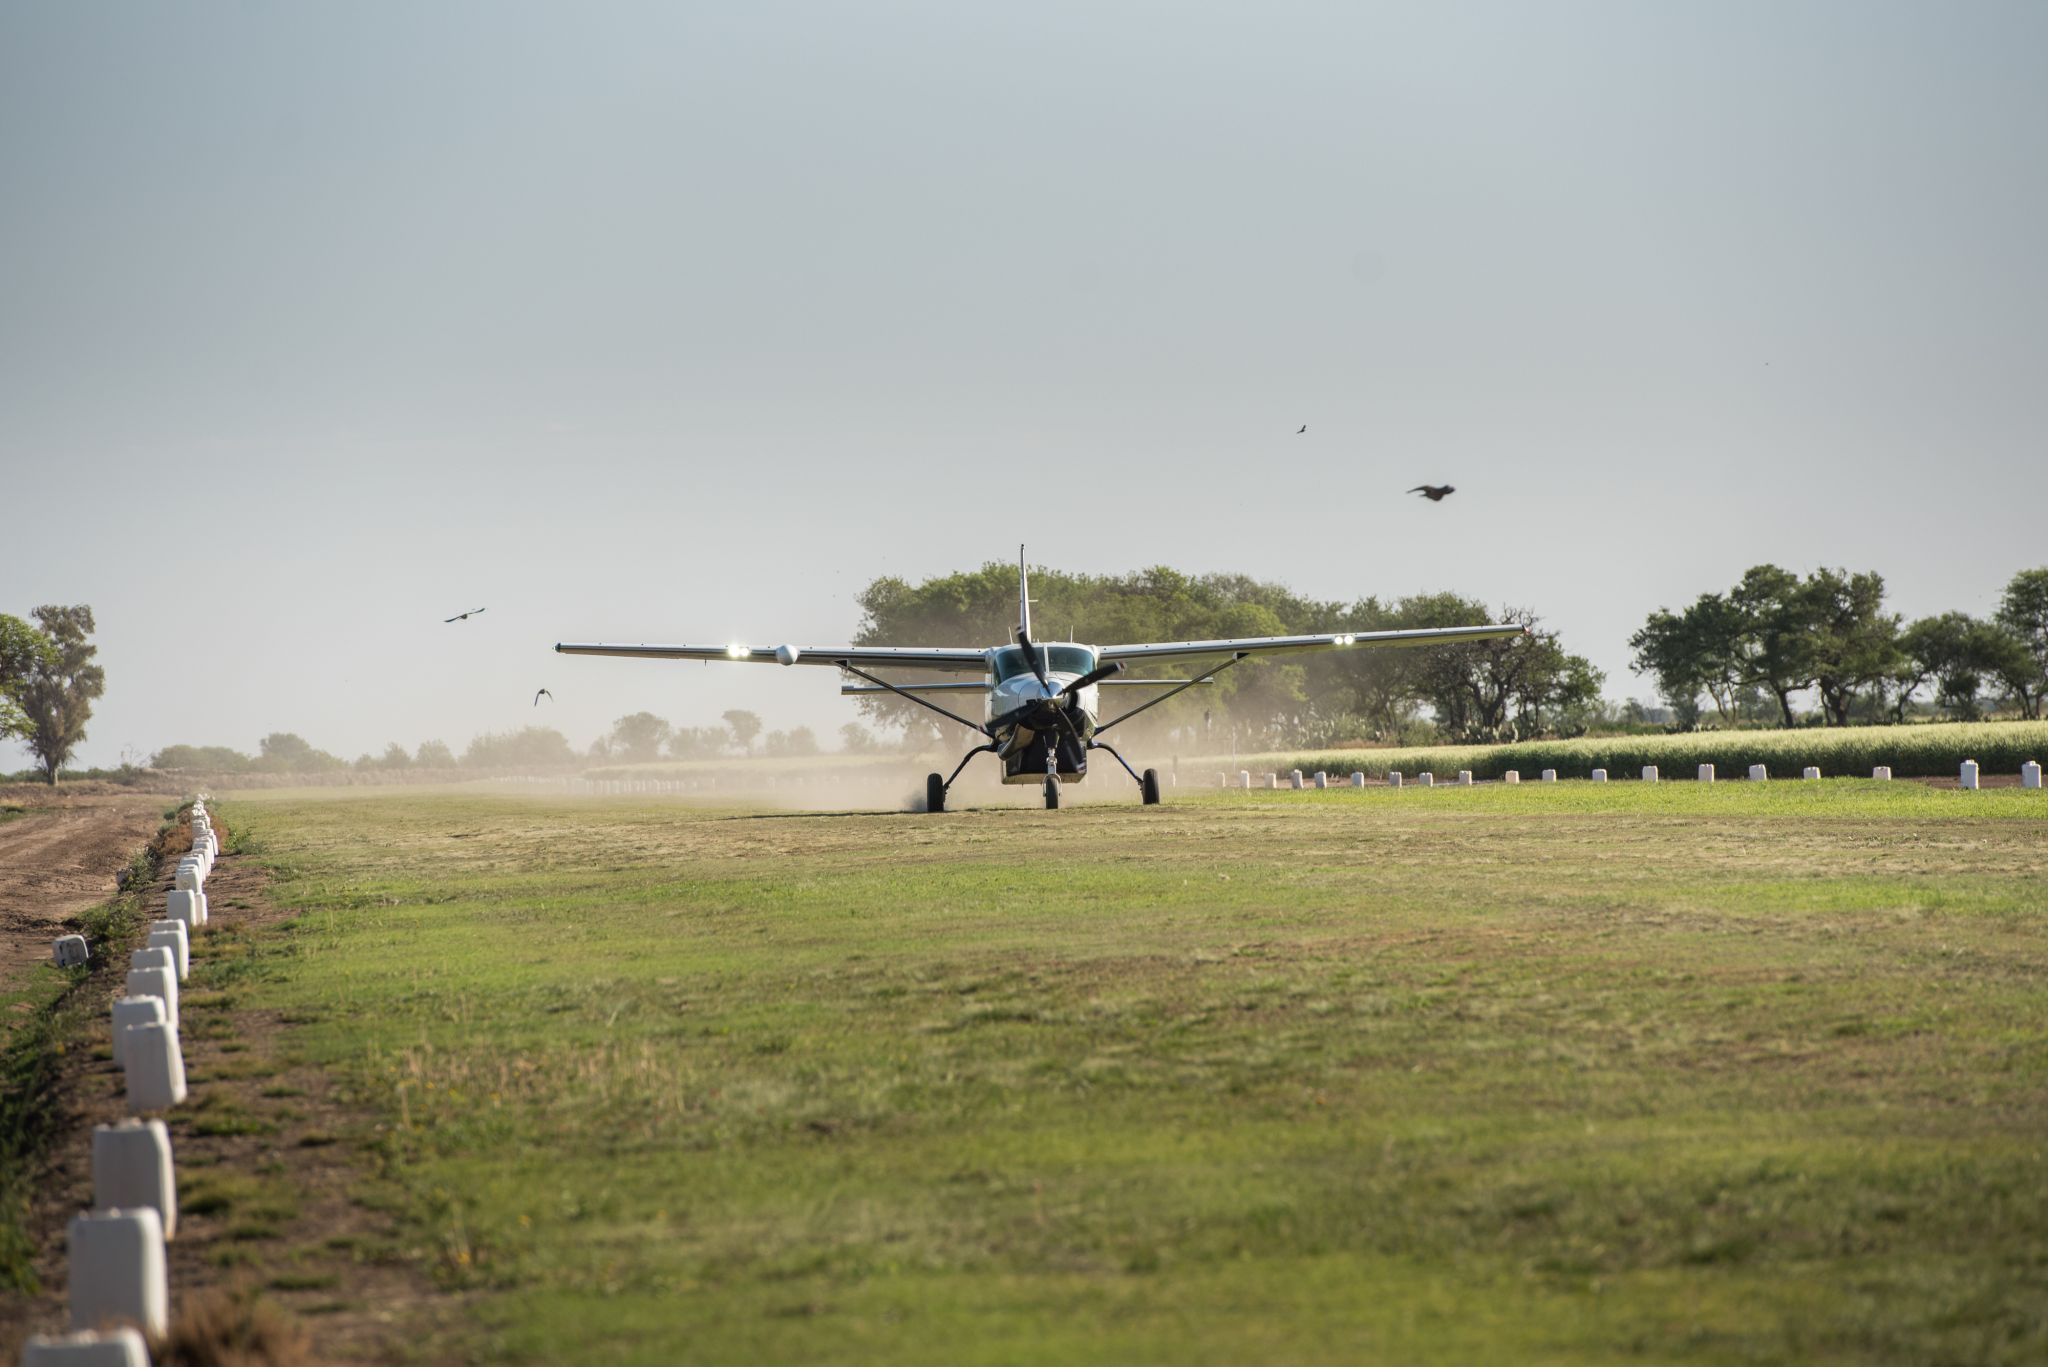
[556,550,1525,812]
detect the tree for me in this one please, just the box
[668,726,727,760]
[415,739,456,768]
[1995,568,2048,719]
[722,709,762,754]
[255,732,339,772]
[378,742,413,768]
[1802,568,1900,726]
[764,726,819,757]
[18,605,107,784]
[1900,613,2011,720]
[150,744,253,772]
[1628,607,1711,727]
[0,613,56,745]
[609,712,672,763]
[462,727,576,768]
[1728,566,1817,725]
[839,722,877,753]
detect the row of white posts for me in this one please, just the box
[28,800,219,1365]
[1218,760,2043,789]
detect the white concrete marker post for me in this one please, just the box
[1873,766,1892,780]
[1803,766,1821,780]
[1642,766,1659,783]
[21,1328,151,1366]
[53,935,88,968]
[2025,761,2042,790]
[173,863,203,893]
[1351,771,1366,787]
[124,965,177,1032]
[68,1207,167,1339]
[1267,773,1279,789]
[1749,765,1768,781]
[1960,759,1979,790]
[148,917,188,954]
[1457,771,1473,786]
[1418,772,1435,788]
[1240,770,1251,789]
[1388,771,1403,788]
[145,929,188,982]
[110,997,166,1070]
[121,1022,187,1112]
[1591,769,1608,782]
[1314,772,1328,789]
[1699,764,1715,784]
[128,950,175,1005]
[92,1120,176,1239]
[1504,771,1520,784]
[1541,769,1557,782]
[1290,770,1304,790]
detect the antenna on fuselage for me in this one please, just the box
[1017,544,1032,640]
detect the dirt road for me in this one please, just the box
[0,791,166,995]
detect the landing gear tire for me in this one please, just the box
[1043,775,1061,810]
[925,773,946,814]
[1141,768,1162,805]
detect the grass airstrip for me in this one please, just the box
[209,783,2047,1364]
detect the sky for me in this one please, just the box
[3,0,2045,767]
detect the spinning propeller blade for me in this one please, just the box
[1014,626,1053,692]
[1061,661,1125,696]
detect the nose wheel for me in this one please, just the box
[926,772,947,813]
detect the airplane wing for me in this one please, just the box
[1098,622,1526,664]
[553,641,987,671]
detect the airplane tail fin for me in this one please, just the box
[1017,545,1032,640]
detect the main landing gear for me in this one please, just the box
[1091,738,1162,806]
[922,741,1163,813]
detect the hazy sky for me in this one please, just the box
[4,1,2045,767]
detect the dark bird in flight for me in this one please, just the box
[1408,485,1456,502]
[444,608,487,623]
[533,688,552,707]
[1297,425,1307,434]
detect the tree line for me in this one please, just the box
[853,563,1602,748]
[148,710,840,775]
[1629,566,2048,728]
[0,605,104,784]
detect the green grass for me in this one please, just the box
[217,785,2048,1364]
[1224,718,2048,782]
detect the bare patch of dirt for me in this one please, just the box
[0,814,456,1363]
[0,791,167,1001]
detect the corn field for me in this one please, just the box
[1221,721,2048,782]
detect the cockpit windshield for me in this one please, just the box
[991,645,1097,681]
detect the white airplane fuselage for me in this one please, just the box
[985,644,1102,782]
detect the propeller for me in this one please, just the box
[990,629,1126,733]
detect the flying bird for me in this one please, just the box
[1407,485,1456,502]
[1297,424,1307,434]
[444,607,487,622]
[533,688,552,707]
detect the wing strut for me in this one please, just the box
[836,660,991,737]
[1094,653,1249,734]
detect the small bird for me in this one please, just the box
[533,688,552,707]
[1408,485,1455,502]
[444,607,487,622]
[1297,424,1307,434]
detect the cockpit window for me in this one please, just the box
[991,645,1097,680]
